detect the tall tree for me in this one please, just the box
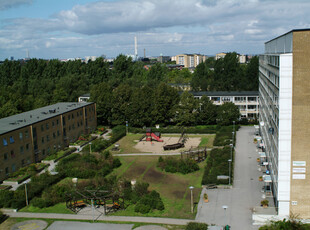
[175,91,199,126]
[216,102,240,126]
[198,96,217,125]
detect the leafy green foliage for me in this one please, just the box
[202,147,232,185]
[56,153,121,179]
[185,222,209,230]
[157,156,200,174]
[259,218,310,230]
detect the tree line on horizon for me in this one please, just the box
[0,52,258,125]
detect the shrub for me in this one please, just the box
[0,190,14,208]
[158,156,199,174]
[185,222,208,230]
[31,197,52,208]
[134,203,151,214]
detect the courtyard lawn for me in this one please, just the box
[108,133,215,154]
[108,133,145,154]
[19,203,74,214]
[111,155,204,219]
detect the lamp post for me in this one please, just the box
[126,121,128,135]
[222,205,229,229]
[189,186,194,213]
[25,183,28,206]
[72,178,78,188]
[228,159,232,185]
[89,142,92,154]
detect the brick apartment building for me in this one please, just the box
[0,102,96,181]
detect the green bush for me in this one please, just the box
[202,147,232,185]
[0,190,14,208]
[157,156,199,174]
[31,197,52,208]
[134,203,151,214]
[185,222,208,230]
[110,125,126,143]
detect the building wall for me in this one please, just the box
[193,94,259,119]
[176,54,205,68]
[0,103,96,181]
[0,126,33,180]
[290,31,310,218]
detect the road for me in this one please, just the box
[195,126,262,229]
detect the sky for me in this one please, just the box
[1,0,310,60]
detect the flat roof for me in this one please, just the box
[188,91,259,97]
[0,102,94,135]
[265,28,310,44]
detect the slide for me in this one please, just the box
[151,133,163,142]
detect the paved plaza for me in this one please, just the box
[195,126,263,229]
[47,221,134,230]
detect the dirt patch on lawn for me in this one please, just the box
[143,168,165,183]
[134,137,201,153]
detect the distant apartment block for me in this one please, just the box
[259,29,310,218]
[78,93,90,103]
[176,54,206,68]
[0,102,96,181]
[215,52,247,64]
[190,91,259,120]
[157,56,171,63]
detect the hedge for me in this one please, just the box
[201,147,232,185]
[185,222,209,230]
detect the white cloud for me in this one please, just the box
[1,0,310,59]
[0,0,32,11]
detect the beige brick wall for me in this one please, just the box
[290,30,310,218]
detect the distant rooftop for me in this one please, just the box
[79,93,90,98]
[188,91,259,97]
[0,102,94,135]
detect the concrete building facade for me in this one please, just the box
[176,54,206,68]
[0,102,96,181]
[190,91,259,120]
[259,29,310,218]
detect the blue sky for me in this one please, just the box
[1,0,310,60]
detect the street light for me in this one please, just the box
[228,159,232,185]
[89,142,92,154]
[189,186,194,213]
[25,183,28,206]
[72,177,78,188]
[222,205,229,229]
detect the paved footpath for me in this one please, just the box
[195,126,262,229]
[4,211,193,226]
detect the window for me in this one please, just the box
[47,147,51,154]
[11,150,15,158]
[57,130,60,137]
[42,149,45,155]
[26,143,29,150]
[25,130,29,138]
[41,125,44,132]
[77,122,80,127]
[9,136,14,144]
[41,137,44,144]
[72,114,74,119]
[12,164,16,172]
[68,115,70,120]
[4,153,8,161]
[19,132,23,140]
[77,112,79,117]
[63,117,66,126]
[5,167,9,175]
[20,146,24,154]
[46,135,50,142]
[52,121,55,127]
[72,124,75,129]
[46,123,49,130]
[56,119,59,125]
[3,138,8,146]
[69,126,71,131]
[53,132,56,139]
[80,111,82,115]
[21,159,25,166]
[27,157,31,164]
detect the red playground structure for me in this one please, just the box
[145,128,163,142]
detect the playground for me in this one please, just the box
[110,132,215,155]
[135,136,201,153]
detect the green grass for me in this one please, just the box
[19,203,74,214]
[108,133,145,154]
[110,155,204,219]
